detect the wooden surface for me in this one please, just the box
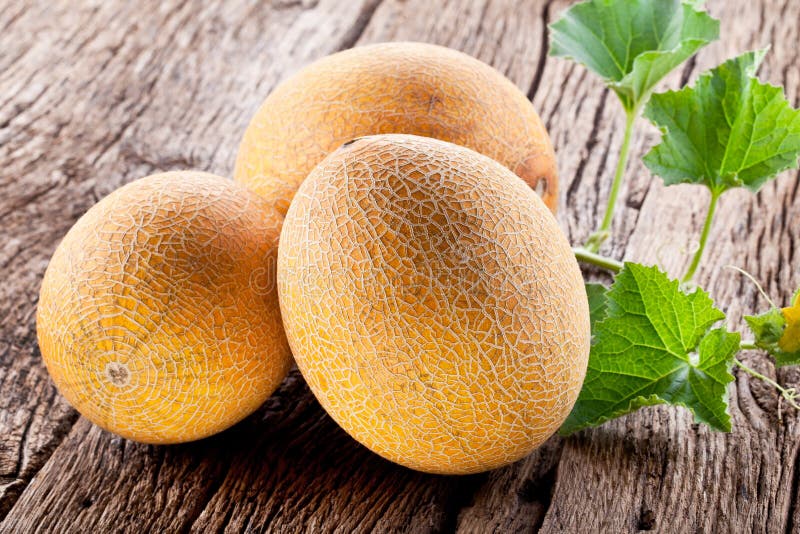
[1,0,799,532]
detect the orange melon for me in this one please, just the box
[36,171,291,444]
[277,134,589,474]
[235,41,558,216]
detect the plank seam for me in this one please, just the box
[526,1,552,102]
[334,0,384,52]
[783,441,800,534]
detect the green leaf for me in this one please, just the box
[745,308,785,346]
[586,283,609,330]
[644,49,800,194]
[745,288,800,366]
[561,263,738,435]
[549,0,719,112]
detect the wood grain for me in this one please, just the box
[1,0,799,532]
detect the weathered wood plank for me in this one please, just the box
[1,0,799,532]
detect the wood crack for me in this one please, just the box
[528,458,561,532]
[0,407,80,522]
[526,1,551,102]
[565,87,609,211]
[334,0,384,52]
[0,179,62,223]
[0,3,27,35]
[13,408,36,481]
[783,429,800,534]
[679,54,698,88]
[437,474,488,534]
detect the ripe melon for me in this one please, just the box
[36,171,291,444]
[235,41,558,216]
[278,134,589,474]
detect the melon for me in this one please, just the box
[36,171,291,444]
[277,134,589,474]
[235,41,558,216]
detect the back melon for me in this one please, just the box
[235,42,558,215]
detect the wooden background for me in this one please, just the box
[1,0,799,532]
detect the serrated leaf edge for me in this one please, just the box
[561,263,737,435]
[549,0,719,110]
[642,47,800,193]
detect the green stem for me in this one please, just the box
[734,358,800,410]
[584,108,637,252]
[573,247,624,273]
[682,189,721,283]
[739,342,758,351]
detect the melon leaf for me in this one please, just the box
[549,0,719,113]
[586,283,609,330]
[561,263,738,435]
[644,49,800,194]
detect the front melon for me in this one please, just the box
[278,134,589,474]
